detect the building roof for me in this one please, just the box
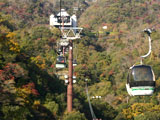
[57,9,70,16]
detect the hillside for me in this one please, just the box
[77,0,160,119]
[0,0,88,28]
[1,0,160,120]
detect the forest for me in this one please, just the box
[1,0,160,120]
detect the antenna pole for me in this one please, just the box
[60,0,62,29]
[67,40,73,112]
[60,0,61,17]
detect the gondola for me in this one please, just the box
[73,59,77,66]
[56,56,66,69]
[126,28,156,96]
[126,65,155,96]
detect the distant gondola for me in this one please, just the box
[56,56,66,69]
[126,65,155,96]
[73,59,77,66]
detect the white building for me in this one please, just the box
[50,9,77,28]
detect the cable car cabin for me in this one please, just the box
[126,65,155,96]
[73,59,77,66]
[56,56,66,69]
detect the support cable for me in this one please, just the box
[85,82,97,120]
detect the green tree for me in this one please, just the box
[63,111,87,120]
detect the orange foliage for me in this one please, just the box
[5,32,20,52]
[30,56,46,69]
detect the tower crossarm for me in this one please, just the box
[60,27,83,40]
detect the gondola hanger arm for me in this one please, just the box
[140,28,153,64]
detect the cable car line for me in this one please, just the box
[86,21,159,41]
[85,81,97,120]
